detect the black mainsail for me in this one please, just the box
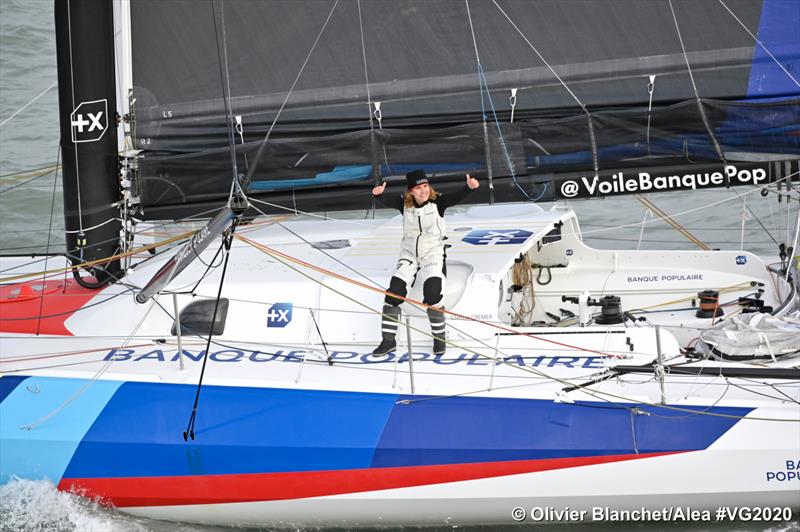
[59,0,800,228]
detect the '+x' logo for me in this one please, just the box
[70,99,108,143]
[461,229,533,245]
[267,302,293,328]
[71,112,104,133]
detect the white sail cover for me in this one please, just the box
[697,310,800,361]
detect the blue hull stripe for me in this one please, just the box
[0,376,123,484]
[0,375,27,404]
[372,394,750,467]
[64,382,399,479]
[49,380,752,480]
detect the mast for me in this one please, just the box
[55,0,123,286]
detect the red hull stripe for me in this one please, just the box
[59,451,681,507]
[0,279,97,335]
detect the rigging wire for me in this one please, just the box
[356,0,383,218]
[788,206,800,284]
[464,0,496,204]
[356,0,377,159]
[65,0,84,236]
[5,172,795,285]
[239,0,340,192]
[667,0,782,248]
[247,197,380,226]
[0,164,60,195]
[0,81,57,129]
[573,171,800,238]
[464,1,546,202]
[184,229,235,440]
[210,0,243,201]
[0,163,60,180]
[0,206,224,275]
[1,230,196,283]
[667,0,727,167]
[4,170,796,287]
[246,202,381,289]
[35,143,63,335]
[633,194,709,250]
[488,0,599,179]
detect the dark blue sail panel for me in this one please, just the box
[746,0,800,99]
[126,0,800,219]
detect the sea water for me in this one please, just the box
[0,1,798,531]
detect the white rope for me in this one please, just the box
[646,75,656,152]
[373,101,382,129]
[740,193,747,250]
[718,0,800,88]
[759,331,777,363]
[0,81,57,129]
[63,217,122,234]
[636,207,650,250]
[788,205,800,283]
[20,297,158,430]
[248,201,383,289]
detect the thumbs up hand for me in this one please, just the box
[372,182,387,196]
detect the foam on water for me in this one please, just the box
[0,478,268,532]
[0,477,150,532]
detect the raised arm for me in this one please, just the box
[372,182,404,212]
[436,174,479,215]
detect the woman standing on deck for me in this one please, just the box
[371,169,480,355]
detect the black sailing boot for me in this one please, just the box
[428,307,446,355]
[372,305,401,355]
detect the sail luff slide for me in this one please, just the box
[1,0,799,527]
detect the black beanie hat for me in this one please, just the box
[406,169,429,190]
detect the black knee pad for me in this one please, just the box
[384,276,407,306]
[423,277,443,306]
